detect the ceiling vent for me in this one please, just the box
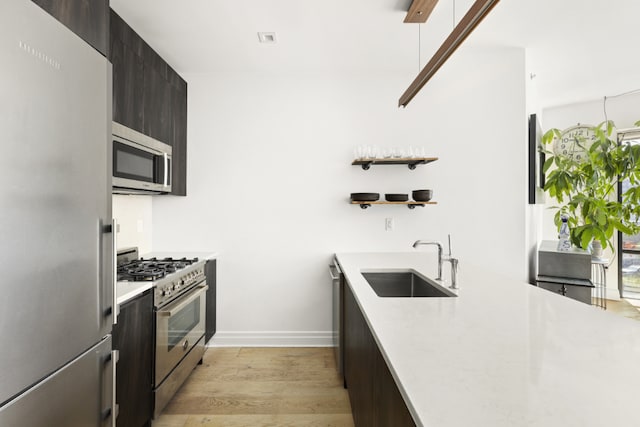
[257,32,277,44]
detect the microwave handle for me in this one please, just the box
[163,153,169,188]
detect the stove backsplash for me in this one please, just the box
[113,194,153,254]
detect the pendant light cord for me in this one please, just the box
[417,0,455,73]
[453,0,456,29]
[418,24,421,72]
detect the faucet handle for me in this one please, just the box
[448,257,459,290]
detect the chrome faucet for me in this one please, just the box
[442,235,459,290]
[413,236,459,289]
[412,240,443,281]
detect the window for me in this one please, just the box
[618,129,640,298]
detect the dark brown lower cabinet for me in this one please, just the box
[113,290,153,427]
[205,259,217,343]
[344,284,416,427]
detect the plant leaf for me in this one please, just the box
[542,129,558,146]
[543,156,555,174]
[580,227,594,250]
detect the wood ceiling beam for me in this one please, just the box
[404,0,440,23]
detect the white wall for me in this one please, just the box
[113,195,153,254]
[150,46,528,345]
[541,92,640,297]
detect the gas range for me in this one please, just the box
[116,247,210,418]
[116,248,207,308]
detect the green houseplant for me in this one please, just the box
[541,120,640,251]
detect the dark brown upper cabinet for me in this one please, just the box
[32,0,109,57]
[109,9,188,196]
[110,37,144,132]
[170,77,187,196]
[143,64,172,144]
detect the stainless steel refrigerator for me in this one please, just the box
[0,1,116,426]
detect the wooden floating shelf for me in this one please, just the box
[351,201,437,210]
[352,157,438,170]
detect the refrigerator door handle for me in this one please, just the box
[111,349,119,426]
[112,218,119,325]
[102,349,119,425]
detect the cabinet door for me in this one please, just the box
[32,0,108,56]
[111,38,144,131]
[537,282,592,305]
[113,291,153,427]
[344,284,416,427]
[143,64,172,144]
[205,260,217,343]
[171,78,188,196]
[344,284,375,427]
[373,344,416,426]
[110,9,146,61]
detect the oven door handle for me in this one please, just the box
[158,284,208,317]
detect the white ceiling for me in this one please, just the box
[110,0,640,109]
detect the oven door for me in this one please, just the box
[112,134,171,194]
[155,283,207,385]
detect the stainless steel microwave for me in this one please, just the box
[112,122,172,194]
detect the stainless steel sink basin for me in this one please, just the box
[362,271,457,298]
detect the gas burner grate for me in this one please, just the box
[117,257,199,282]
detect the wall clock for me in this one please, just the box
[552,124,597,162]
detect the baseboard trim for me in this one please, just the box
[207,331,333,347]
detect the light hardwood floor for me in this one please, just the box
[154,347,354,427]
[154,299,639,427]
[606,298,640,321]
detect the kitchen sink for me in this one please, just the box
[362,271,457,298]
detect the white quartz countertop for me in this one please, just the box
[116,282,154,307]
[334,252,640,427]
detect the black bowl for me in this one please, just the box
[351,193,380,202]
[385,193,408,202]
[412,189,433,202]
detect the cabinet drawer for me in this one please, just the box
[537,281,592,305]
